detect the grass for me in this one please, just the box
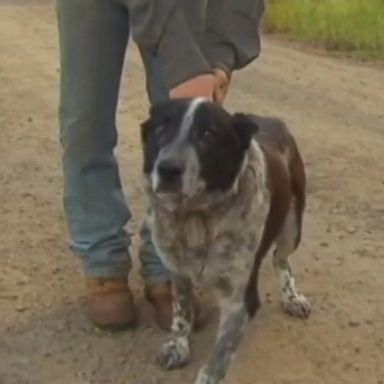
[263,0,384,60]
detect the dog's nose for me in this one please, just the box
[157,160,184,183]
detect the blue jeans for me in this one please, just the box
[57,0,170,284]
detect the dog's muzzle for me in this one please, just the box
[155,158,185,193]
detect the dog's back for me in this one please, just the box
[248,115,297,157]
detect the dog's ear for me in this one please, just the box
[141,102,172,144]
[140,117,152,144]
[140,104,161,144]
[232,113,258,150]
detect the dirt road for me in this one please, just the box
[1,1,383,384]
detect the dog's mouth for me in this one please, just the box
[152,178,203,204]
[154,182,182,195]
[151,190,186,212]
[153,189,228,213]
[155,190,182,201]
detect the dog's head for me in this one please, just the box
[141,98,257,206]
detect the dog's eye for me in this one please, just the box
[203,129,214,140]
[202,128,219,144]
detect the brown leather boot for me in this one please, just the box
[84,277,137,331]
[145,281,208,331]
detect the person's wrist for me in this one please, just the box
[169,73,215,101]
[206,42,236,76]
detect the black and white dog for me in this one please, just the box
[140,98,311,384]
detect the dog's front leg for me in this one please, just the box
[195,294,249,384]
[157,274,194,370]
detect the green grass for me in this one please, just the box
[263,0,384,60]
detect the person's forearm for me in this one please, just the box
[127,0,211,89]
[204,0,265,74]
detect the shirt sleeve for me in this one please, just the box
[203,0,265,74]
[127,0,212,89]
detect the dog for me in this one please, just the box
[140,98,312,384]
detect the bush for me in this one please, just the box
[264,0,384,60]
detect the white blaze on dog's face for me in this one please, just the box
[140,98,256,204]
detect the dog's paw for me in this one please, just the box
[157,337,190,370]
[282,293,312,319]
[194,366,213,384]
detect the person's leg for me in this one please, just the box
[135,50,173,329]
[138,49,171,286]
[58,0,130,277]
[57,0,136,328]
[140,49,169,107]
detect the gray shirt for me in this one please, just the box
[126,0,264,89]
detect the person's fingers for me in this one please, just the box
[213,69,231,105]
[213,85,225,105]
[213,77,228,104]
[169,74,215,101]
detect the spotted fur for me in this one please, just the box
[140,99,311,384]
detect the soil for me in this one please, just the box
[1,1,383,384]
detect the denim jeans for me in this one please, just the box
[57,0,170,284]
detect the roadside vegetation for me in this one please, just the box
[264,0,384,60]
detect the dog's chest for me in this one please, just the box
[149,196,268,283]
[148,143,270,283]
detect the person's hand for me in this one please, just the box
[170,74,215,101]
[213,68,231,105]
